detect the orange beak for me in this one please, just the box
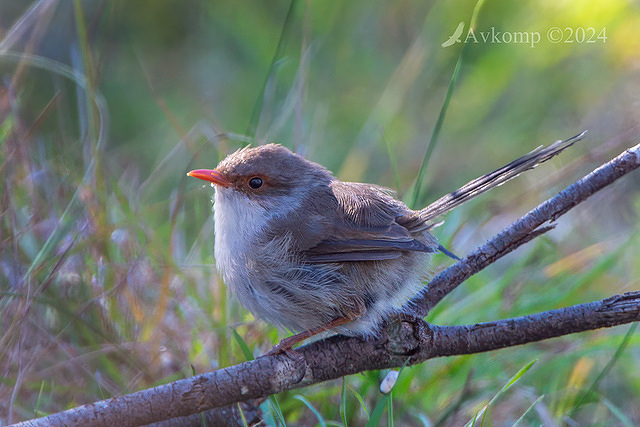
[187,169,232,187]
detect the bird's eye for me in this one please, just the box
[248,177,263,189]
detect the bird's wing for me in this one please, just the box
[303,182,436,263]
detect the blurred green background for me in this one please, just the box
[1,0,639,425]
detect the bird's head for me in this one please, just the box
[188,144,333,216]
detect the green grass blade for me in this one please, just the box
[500,359,536,391]
[366,393,390,427]
[230,327,254,361]
[230,330,285,426]
[22,200,78,281]
[0,52,108,283]
[246,0,299,137]
[366,360,410,427]
[387,391,394,427]
[600,397,634,427]
[34,380,45,418]
[569,323,638,418]
[512,395,544,427]
[269,395,286,427]
[293,395,327,427]
[465,359,536,427]
[408,0,487,208]
[0,52,108,153]
[349,386,369,419]
[238,402,249,427]
[340,376,348,426]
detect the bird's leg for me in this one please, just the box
[266,316,353,356]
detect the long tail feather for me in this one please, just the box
[417,131,587,223]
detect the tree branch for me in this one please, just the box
[16,292,640,427]
[413,141,640,315]
[16,141,640,426]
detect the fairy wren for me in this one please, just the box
[188,133,583,354]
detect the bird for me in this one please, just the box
[188,132,584,354]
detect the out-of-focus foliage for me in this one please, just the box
[1,0,639,425]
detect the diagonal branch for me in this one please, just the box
[17,292,640,427]
[16,141,640,426]
[413,141,640,316]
